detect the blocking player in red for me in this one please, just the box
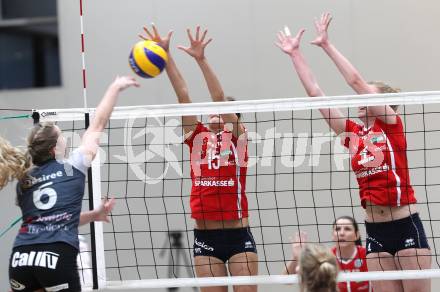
[140,24,257,292]
[276,13,430,292]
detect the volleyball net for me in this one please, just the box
[34,91,440,290]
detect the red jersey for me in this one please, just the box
[344,116,416,208]
[332,246,371,292]
[185,122,248,220]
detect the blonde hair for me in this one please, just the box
[299,244,339,292]
[0,136,31,190]
[368,81,401,111]
[0,122,59,191]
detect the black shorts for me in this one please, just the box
[9,242,81,292]
[193,227,257,263]
[365,213,430,256]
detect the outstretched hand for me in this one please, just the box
[112,76,140,91]
[311,12,332,47]
[290,231,308,261]
[275,27,306,56]
[178,26,212,61]
[139,23,174,52]
[94,198,116,223]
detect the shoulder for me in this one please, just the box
[185,121,209,142]
[195,122,209,133]
[357,246,367,256]
[345,119,363,133]
[232,124,248,141]
[184,121,208,144]
[373,115,404,133]
[343,119,363,149]
[66,148,90,175]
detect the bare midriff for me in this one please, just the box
[194,217,249,230]
[365,202,417,222]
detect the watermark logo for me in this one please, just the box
[114,114,183,184]
[54,117,388,185]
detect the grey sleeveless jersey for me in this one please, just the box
[13,149,89,250]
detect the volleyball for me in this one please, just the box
[129,40,168,78]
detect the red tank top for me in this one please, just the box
[332,246,371,292]
[185,122,248,220]
[344,116,416,208]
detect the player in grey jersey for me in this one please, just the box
[0,76,138,292]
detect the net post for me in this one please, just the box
[31,111,40,124]
[84,112,100,289]
[91,143,106,287]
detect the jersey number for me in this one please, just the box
[33,182,57,210]
[207,149,220,170]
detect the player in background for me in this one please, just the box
[284,217,371,292]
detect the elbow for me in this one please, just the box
[347,73,363,88]
[307,90,320,97]
[89,118,106,133]
[212,91,225,102]
[86,121,106,140]
[307,87,323,97]
[177,88,191,103]
[180,88,190,98]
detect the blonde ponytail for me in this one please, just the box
[299,244,339,292]
[0,122,59,191]
[0,136,31,190]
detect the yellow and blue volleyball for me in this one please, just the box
[129,40,168,78]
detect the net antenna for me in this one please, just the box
[77,0,106,289]
[35,90,440,289]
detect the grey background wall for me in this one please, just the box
[1,0,440,291]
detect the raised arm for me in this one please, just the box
[140,24,198,135]
[80,76,139,161]
[178,26,244,137]
[283,231,307,275]
[311,13,375,94]
[276,27,346,134]
[311,12,397,123]
[79,198,115,226]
